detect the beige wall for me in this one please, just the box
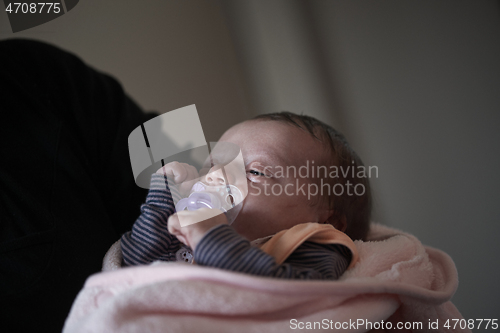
[313,0,500,319]
[1,0,252,141]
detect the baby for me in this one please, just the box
[121,112,372,280]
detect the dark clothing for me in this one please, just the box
[0,39,155,332]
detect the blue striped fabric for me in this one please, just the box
[121,174,352,280]
[196,225,350,280]
[121,174,182,265]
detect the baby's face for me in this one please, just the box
[217,120,332,241]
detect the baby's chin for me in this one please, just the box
[230,217,248,238]
[230,216,259,241]
[232,219,275,243]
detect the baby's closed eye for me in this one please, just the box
[246,162,274,181]
[246,169,273,183]
[248,170,266,176]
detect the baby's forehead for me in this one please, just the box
[222,119,305,141]
[221,120,331,166]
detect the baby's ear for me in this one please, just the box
[322,211,347,232]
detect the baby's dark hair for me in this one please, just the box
[253,111,372,240]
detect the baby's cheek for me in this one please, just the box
[246,181,264,197]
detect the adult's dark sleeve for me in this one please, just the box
[0,39,156,332]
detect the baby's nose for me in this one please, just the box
[205,165,226,186]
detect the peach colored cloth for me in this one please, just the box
[64,224,469,333]
[260,222,358,268]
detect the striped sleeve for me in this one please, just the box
[121,173,183,266]
[195,224,352,280]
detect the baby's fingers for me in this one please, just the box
[167,214,190,247]
[181,163,199,182]
[156,162,188,184]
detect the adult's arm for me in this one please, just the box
[0,39,156,332]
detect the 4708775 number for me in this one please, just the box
[5,2,61,14]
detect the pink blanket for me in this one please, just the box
[63,224,469,332]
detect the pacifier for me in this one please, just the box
[175,181,244,224]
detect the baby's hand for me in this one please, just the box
[156,162,199,196]
[167,208,228,251]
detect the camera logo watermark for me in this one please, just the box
[3,0,79,33]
